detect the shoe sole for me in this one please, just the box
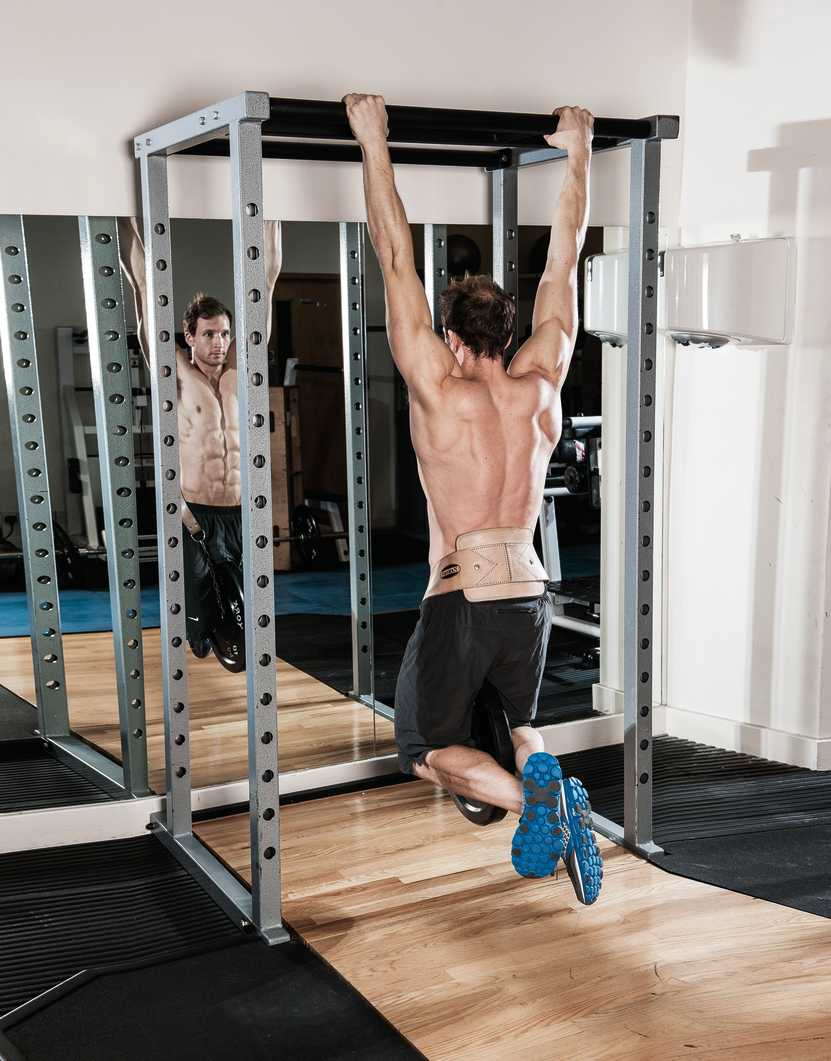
[511,753,564,878]
[560,777,603,905]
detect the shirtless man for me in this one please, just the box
[344,94,602,904]
[118,218,282,659]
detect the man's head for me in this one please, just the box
[182,293,233,372]
[439,275,516,363]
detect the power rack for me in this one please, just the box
[0,92,679,945]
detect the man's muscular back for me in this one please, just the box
[411,367,561,570]
[176,352,241,505]
[342,94,592,591]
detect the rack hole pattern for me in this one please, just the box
[229,114,281,925]
[625,139,661,845]
[0,215,70,735]
[80,215,149,794]
[139,157,191,829]
[340,223,374,700]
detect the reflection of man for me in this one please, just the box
[344,93,602,905]
[118,219,282,658]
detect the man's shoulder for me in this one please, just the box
[507,358,562,393]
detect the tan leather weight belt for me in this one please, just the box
[425,527,549,602]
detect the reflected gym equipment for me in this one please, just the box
[289,504,347,566]
[187,502,350,673]
[446,233,482,278]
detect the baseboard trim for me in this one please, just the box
[663,705,831,770]
[591,683,662,721]
[593,683,621,715]
[0,755,399,854]
[586,689,831,769]
[539,707,667,756]
[592,682,619,715]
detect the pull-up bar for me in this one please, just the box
[152,95,679,168]
[262,97,663,143]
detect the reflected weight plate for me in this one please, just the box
[291,504,322,565]
[451,682,515,827]
[209,561,246,673]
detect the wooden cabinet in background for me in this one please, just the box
[272,275,347,500]
[269,386,303,571]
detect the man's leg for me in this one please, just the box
[414,745,523,813]
[511,724,545,774]
[395,591,565,881]
[414,737,564,881]
[412,724,546,813]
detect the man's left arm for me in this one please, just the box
[228,219,282,370]
[344,93,455,399]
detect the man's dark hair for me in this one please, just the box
[182,292,233,338]
[438,275,516,360]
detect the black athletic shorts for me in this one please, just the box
[394,589,555,773]
[181,503,243,644]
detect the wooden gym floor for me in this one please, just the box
[197,782,831,1061]
[0,629,396,791]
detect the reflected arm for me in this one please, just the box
[264,219,282,349]
[117,217,152,368]
[229,219,283,371]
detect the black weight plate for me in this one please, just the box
[451,682,513,827]
[291,505,321,565]
[209,561,246,673]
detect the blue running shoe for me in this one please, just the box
[511,752,564,878]
[559,777,603,905]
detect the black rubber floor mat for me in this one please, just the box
[0,685,38,742]
[558,736,831,918]
[652,825,831,919]
[275,608,597,726]
[558,736,831,843]
[0,741,114,813]
[1,939,422,1061]
[0,836,242,1017]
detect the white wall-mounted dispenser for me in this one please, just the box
[582,237,795,349]
[664,237,795,348]
[583,251,627,347]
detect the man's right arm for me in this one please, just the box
[508,106,593,388]
[117,217,152,368]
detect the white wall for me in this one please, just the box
[0,0,689,224]
[663,0,831,766]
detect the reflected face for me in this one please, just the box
[187,314,231,371]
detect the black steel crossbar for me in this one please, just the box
[181,98,678,166]
[182,140,510,168]
[263,98,663,147]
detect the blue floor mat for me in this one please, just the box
[0,546,598,637]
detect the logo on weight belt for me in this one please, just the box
[440,564,461,580]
